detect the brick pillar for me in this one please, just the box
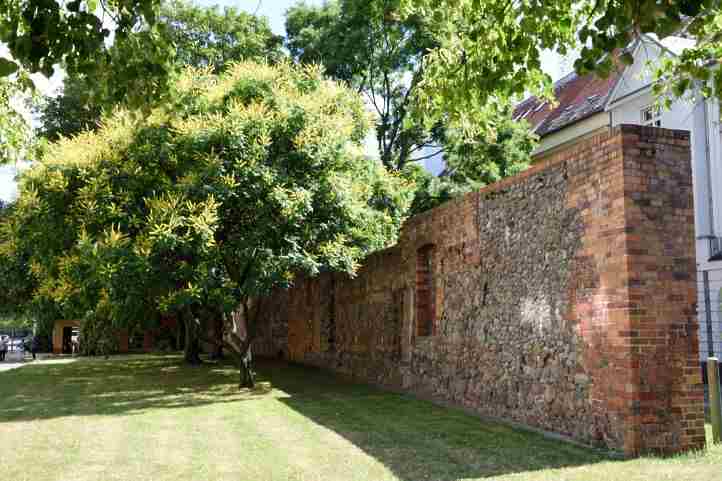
[580,125,705,455]
[618,126,705,454]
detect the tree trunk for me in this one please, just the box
[183,312,202,365]
[176,318,183,351]
[238,341,254,388]
[211,317,224,360]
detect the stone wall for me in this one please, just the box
[254,125,705,456]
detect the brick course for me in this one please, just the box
[254,125,705,455]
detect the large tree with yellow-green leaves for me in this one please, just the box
[1,61,412,385]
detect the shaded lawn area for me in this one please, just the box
[0,355,719,481]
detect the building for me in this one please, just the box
[513,34,722,362]
[51,319,129,354]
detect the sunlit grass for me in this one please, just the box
[1,354,719,481]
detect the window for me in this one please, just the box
[641,104,662,127]
[416,245,435,337]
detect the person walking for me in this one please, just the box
[0,336,7,362]
[30,336,39,360]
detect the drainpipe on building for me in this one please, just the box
[703,98,716,239]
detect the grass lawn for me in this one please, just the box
[1,354,720,481]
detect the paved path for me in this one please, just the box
[0,362,27,372]
[0,350,30,371]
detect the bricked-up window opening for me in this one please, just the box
[416,244,435,337]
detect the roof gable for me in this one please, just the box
[513,65,622,137]
[606,34,694,107]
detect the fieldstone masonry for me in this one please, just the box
[255,125,705,456]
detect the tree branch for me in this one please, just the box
[409,148,444,163]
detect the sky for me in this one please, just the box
[0,0,568,202]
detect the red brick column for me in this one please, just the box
[575,125,705,455]
[618,126,705,454]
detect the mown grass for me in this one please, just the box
[0,354,719,481]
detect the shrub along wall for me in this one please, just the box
[254,125,705,456]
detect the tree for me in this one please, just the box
[0,76,35,165]
[161,0,284,72]
[0,0,174,108]
[0,199,36,320]
[650,7,722,103]
[4,1,714,136]
[34,1,285,141]
[401,0,713,132]
[402,108,536,216]
[34,74,103,142]
[401,164,471,216]
[442,110,536,186]
[285,0,539,201]
[286,0,437,171]
[7,62,412,386]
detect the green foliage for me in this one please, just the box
[402,164,476,216]
[0,313,34,330]
[0,200,36,318]
[161,0,284,72]
[0,0,172,109]
[5,0,716,142]
[79,308,120,356]
[400,108,535,217]
[7,61,412,358]
[573,1,708,78]
[402,0,580,135]
[443,112,536,185]
[650,7,722,103]
[34,1,284,141]
[286,0,436,170]
[34,74,103,142]
[401,0,714,135]
[0,76,36,165]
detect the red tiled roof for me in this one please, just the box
[513,66,623,137]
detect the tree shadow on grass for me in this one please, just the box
[261,360,614,481]
[0,355,613,480]
[0,355,274,422]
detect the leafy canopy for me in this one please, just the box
[0,0,175,108]
[402,108,536,216]
[34,0,285,142]
[3,61,413,358]
[285,0,538,217]
[286,0,436,171]
[286,0,440,169]
[0,75,36,165]
[161,0,284,72]
[403,0,715,132]
[3,0,718,135]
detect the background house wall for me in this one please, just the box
[534,112,610,155]
[255,125,705,456]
